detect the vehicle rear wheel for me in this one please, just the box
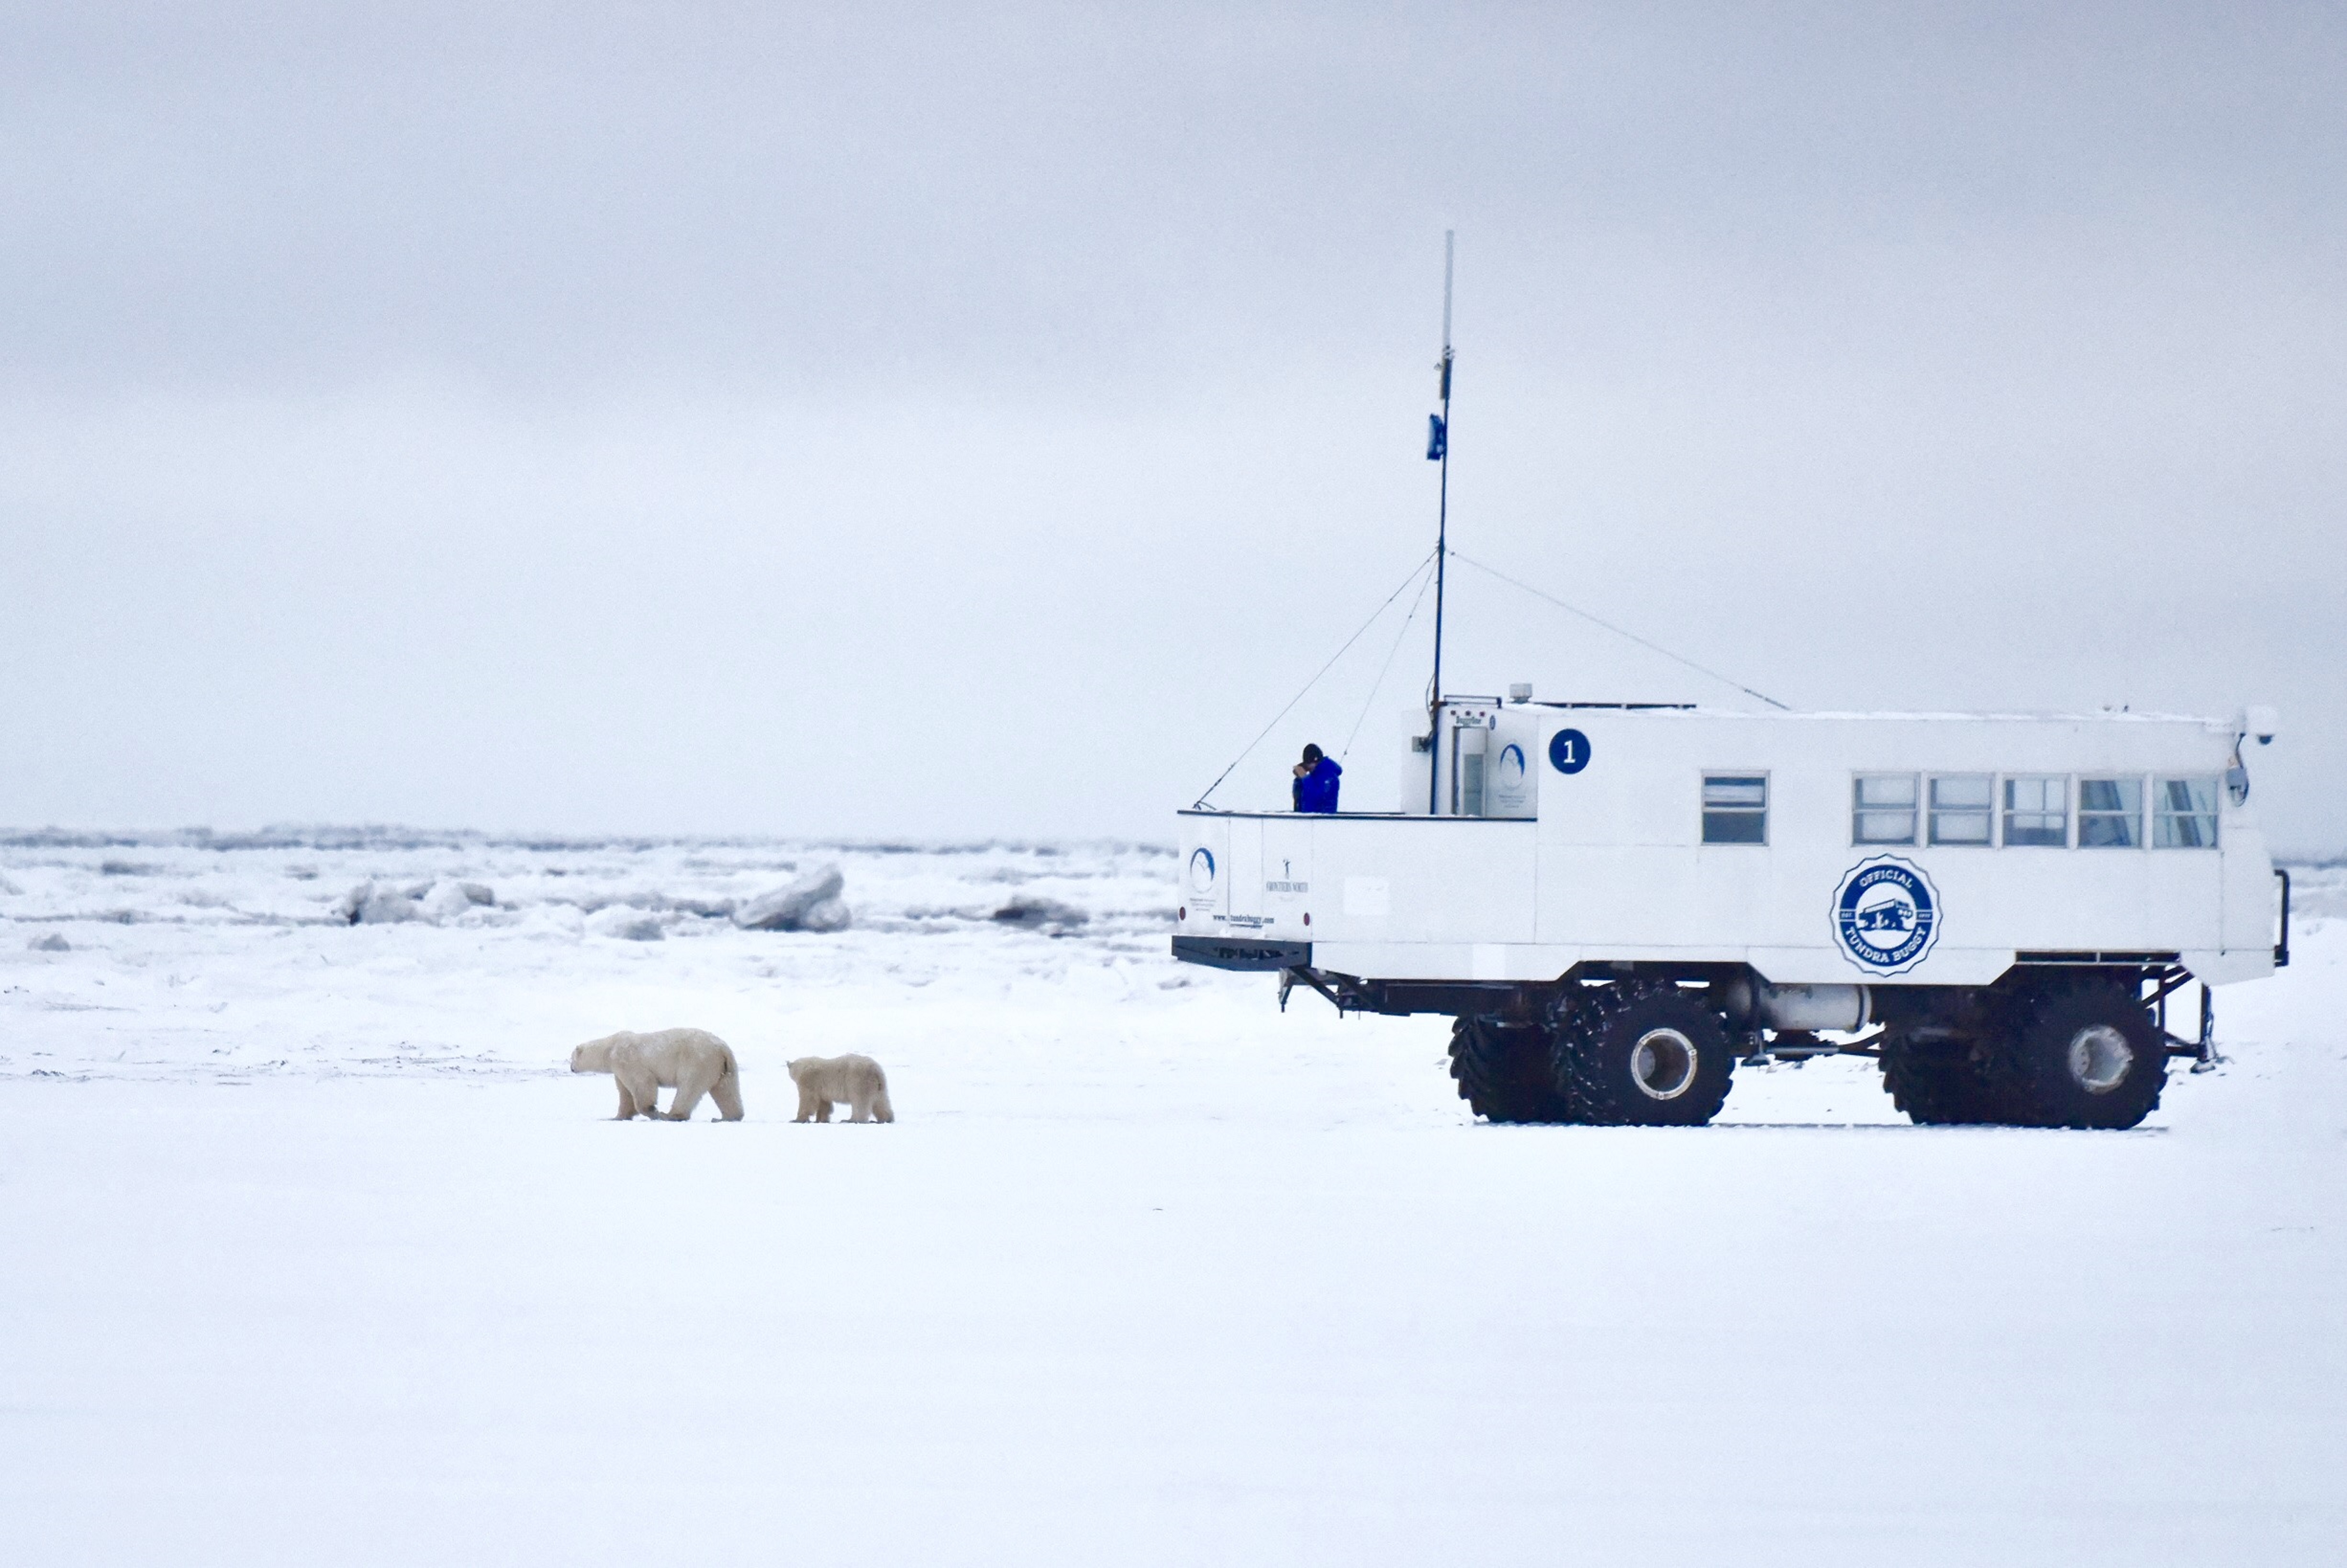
[1551,981,1734,1126]
[1449,1015,1571,1124]
[1993,983,2168,1130]
[1879,1034,2010,1125]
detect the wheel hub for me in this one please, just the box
[2067,1023,2134,1093]
[1630,1027,1698,1100]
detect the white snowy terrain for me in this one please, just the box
[2,833,2341,1565]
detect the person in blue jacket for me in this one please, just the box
[1291,744,1342,813]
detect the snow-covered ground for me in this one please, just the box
[3,835,2342,1564]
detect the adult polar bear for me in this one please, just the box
[570,1028,744,1121]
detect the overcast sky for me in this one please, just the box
[5,3,2342,849]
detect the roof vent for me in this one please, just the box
[1507,683,1533,705]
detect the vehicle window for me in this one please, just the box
[2154,777,2219,848]
[1702,774,1767,844]
[2002,776,2067,847]
[2079,777,2142,847]
[1928,774,1993,846]
[1852,774,1918,845]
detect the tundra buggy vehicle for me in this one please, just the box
[1173,699,2289,1129]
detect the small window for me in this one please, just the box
[1928,774,1993,846]
[1852,774,1918,845]
[2079,777,2142,847]
[2154,778,2219,848]
[2002,776,2068,847]
[1702,774,1767,844]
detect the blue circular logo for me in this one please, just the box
[1548,728,1591,774]
[1832,856,1940,974]
[1187,847,1216,893]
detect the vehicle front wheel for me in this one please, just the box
[1552,982,1735,1126]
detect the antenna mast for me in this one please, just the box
[1427,230,1455,812]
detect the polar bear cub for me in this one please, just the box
[570,1028,744,1121]
[788,1054,893,1123]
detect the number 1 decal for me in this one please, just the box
[1548,728,1592,775]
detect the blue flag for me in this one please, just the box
[1426,414,1446,461]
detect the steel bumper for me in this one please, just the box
[1171,935,1312,972]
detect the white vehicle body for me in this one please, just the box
[1175,702,2284,994]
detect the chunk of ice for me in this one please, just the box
[734,865,848,931]
[586,907,665,941]
[418,880,491,923]
[334,882,420,924]
[797,896,851,934]
[991,894,1089,930]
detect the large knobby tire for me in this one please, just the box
[1449,1016,1572,1124]
[1993,984,2168,1130]
[1551,982,1735,1127]
[1879,1034,2013,1125]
